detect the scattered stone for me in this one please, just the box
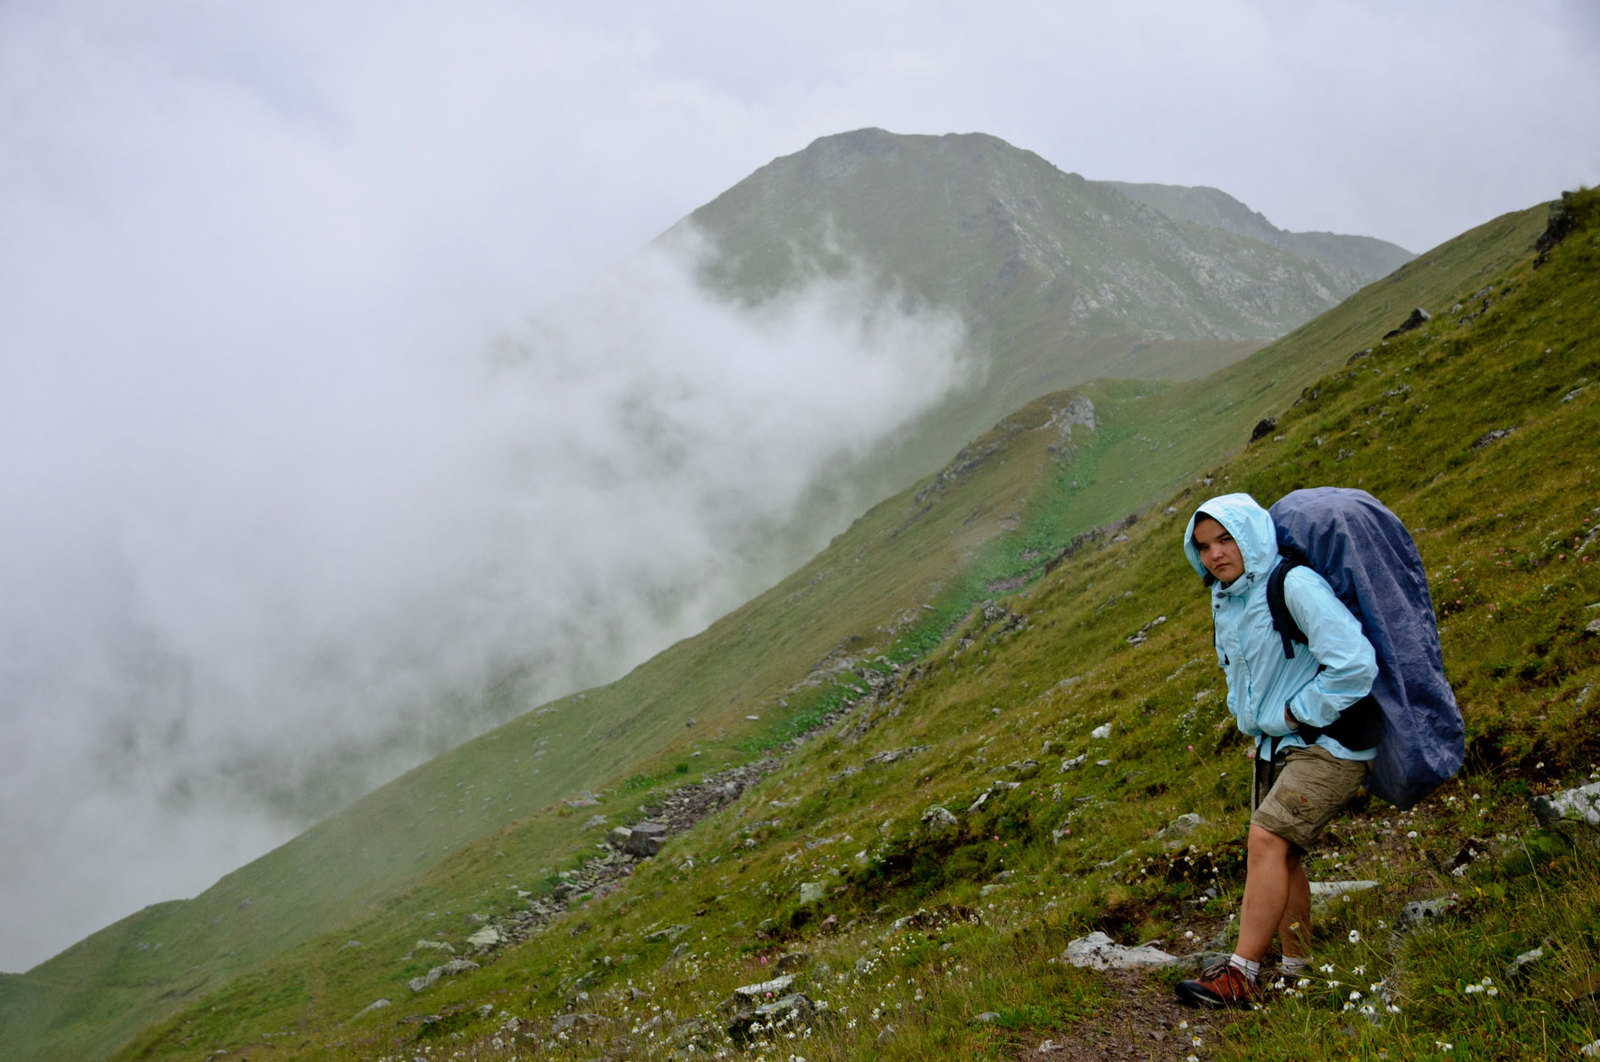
[1156,813,1205,848]
[645,924,691,943]
[1060,932,1180,971]
[415,938,454,953]
[1530,780,1600,828]
[338,940,363,951]
[1059,753,1087,772]
[973,1012,1001,1024]
[563,791,602,808]
[1125,615,1168,646]
[550,1012,604,1036]
[726,993,815,1045]
[1507,945,1547,982]
[1309,880,1380,903]
[1091,724,1113,740]
[731,975,796,1002]
[466,926,503,949]
[583,814,608,830]
[1472,427,1516,450]
[1383,307,1431,338]
[408,959,480,993]
[624,822,670,858]
[609,826,635,849]
[353,998,391,1019]
[1399,894,1461,929]
[776,951,811,972]
[798,882,826,905]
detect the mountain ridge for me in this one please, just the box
[0,132,1569,1061]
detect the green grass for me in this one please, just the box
[1,184,1581,1061]
[180,187,1587,1062]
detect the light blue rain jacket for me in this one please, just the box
[1183,493,1378,762]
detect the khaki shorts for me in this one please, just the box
[1251,744,1368,852]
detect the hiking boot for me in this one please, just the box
[1176,960,1260,1008]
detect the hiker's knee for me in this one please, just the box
[1247,824,1291,863]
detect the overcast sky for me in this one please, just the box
[2,0,1597,973]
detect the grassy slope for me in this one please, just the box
[240,189,1597,1062]
[50,193,1576,1060]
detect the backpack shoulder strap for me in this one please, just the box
[1266,548,1309,659]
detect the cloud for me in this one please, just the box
[0,4,971,969]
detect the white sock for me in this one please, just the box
[1281,956,1310,977]
[1228,953,1261,983]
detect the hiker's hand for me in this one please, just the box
[1283,703,1299,731]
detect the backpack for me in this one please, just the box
[1265,487,1464,810]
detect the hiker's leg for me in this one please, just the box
[1279,851,1310,959]
[1236,824,1292,961]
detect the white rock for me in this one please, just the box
[1091,724,1113,740]
[1309,880,1380,902]
[733,975,796,1000]
[1062,932,1179,971]
[467,926,504,948]
[1531,780,1600,827]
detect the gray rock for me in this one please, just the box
[1156,813,1205,848]
[609,826,634,848]
[1400,894,1461,929]
[645,924,690,943]
[550,1012,603,1036]
[583,814,608,830]
[625,822,669,858]
[466,926,503,948]
[407,959,472,994]
[354,998,391,1018]
[1383,307,1431,338]
[1061,931,1180,971]
[731,975,796,1005]
[973,1012,1001,1023]
[727,993,814,1045]
[776,951,811,973]
[921,805,958,836]
[1530,780,1600,828]
[798,881,826,905]
[1507,945,1547,981]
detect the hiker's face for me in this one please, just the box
[1192,518,1243,584]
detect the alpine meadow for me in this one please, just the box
[2,131,1597,1062]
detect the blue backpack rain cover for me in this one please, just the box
[1267,487,1464,809]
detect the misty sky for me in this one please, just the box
[3,0,1598,973]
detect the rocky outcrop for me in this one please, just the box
[1531,780,1600,830]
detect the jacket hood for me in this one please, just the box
[1183,492,1279,587]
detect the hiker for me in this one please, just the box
[1175,492,1379,1007]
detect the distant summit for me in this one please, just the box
[672,127,1416,487]
[680,128,1409,345]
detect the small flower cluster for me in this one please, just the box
[1462,976,1498,997]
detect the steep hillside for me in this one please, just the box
[8,188,1575,1060]
[126,187,1588,1062]
[1104,180,1415,278]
